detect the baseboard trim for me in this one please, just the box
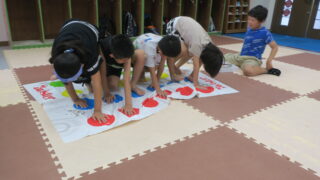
[0,41,9,46]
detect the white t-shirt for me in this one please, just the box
[134,33,162,68]
[174,16,213,57]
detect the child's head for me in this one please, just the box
[49,40,87,82]
[200,43,224,78]
[100,34,134,64]
[158,35,181,58]
[248,5,268,29]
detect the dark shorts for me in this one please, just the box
[73,75,91,85]
[106,65,123,77]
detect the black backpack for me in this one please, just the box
[123,11,138,37]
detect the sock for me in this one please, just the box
[267,68,281,76]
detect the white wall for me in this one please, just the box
[250,0,276,29]
[0,0,9,42]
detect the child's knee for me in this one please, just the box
[107,77,120,90]
[242,66,256,76]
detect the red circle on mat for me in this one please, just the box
[87,114,115,126]
[142,98,159,107]
[196,86,214,93]
[176,86,194,96]
[164,90,172,95]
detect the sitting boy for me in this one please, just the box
[224,5,281,76]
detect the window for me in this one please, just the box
[313,1,320,30]
[280,0,294,26]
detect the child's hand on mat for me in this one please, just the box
[121,104,135,116]
[92,111,106,123]
[104,93,115,103]
[156,89,167,98]
[74,99,88,108]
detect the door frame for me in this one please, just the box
[307,0,320,39]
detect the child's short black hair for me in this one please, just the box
[158,35,181,57]
[248,5,268,22]
[110,34,134,59]
[200,43,224,78]
[49,40,88,78]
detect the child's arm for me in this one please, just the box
[65,82,87,107]
[122,59,135,115]
[166,57,183,81]
[90,71,106,123]
[156,57,166,80]
[166,57,176,80]
[149,66,167,98]
[266,41,279,70]
[100,55,115,103]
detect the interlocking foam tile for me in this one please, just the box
[219,43,304,58]
[229,96,320,176]
[308,90,320,101]
[14,65,54,101]
[30,100,220,179]
[276,53,320,71]
[78,127,320,180]
[0,103,61,180]
[3,47,51,69]
[183,73,298,123]
[14,65,53,85]
[0,69,25,106]
[239,61,320,95]
[211,35,243,45]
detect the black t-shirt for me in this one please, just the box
[100,36,124,69]
[52,20,102,77]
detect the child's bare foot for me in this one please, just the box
[138,77,148,83]
[175,67,183,75]
[50,75,57,80]
[132,86,145,96]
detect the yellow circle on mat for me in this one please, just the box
[144,73,169,82]
[161,73,169,79]
[61,90,83,97]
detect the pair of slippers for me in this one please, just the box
[267,68,281,76]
